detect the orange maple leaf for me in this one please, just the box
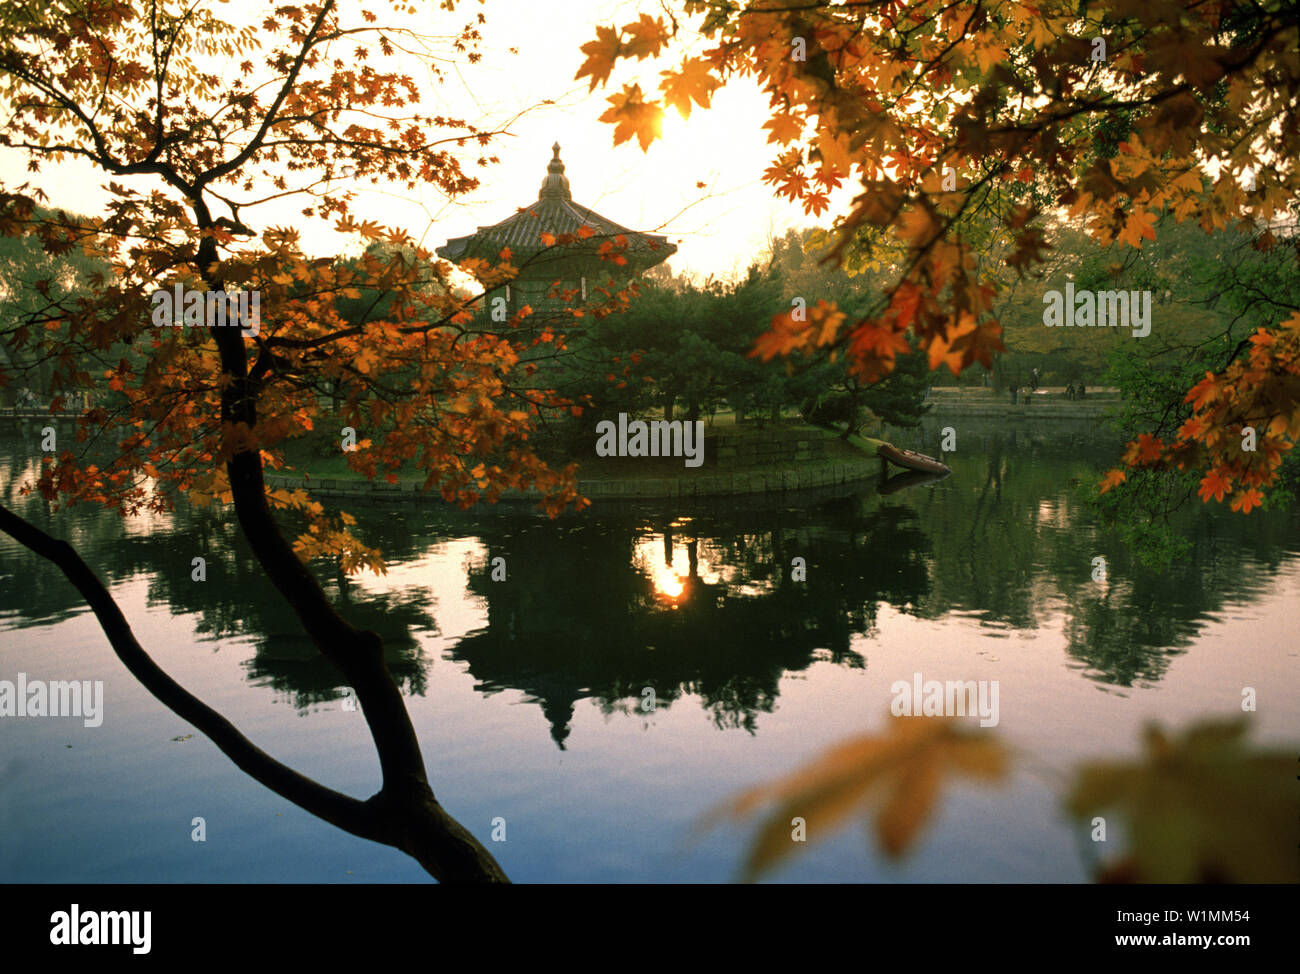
[752,312,809,361]
[969,319,1006,370]
[762,111,804,145]
[598,84,663,151]
[622,13,668,60]
[926,313,977,373]
[852,320,912,362]
[575,25,621,91]
[1118,208,1158,249]
[801,192,829,217]
[1198,468,1232,503]
[889,283,922,330]
[1184,374,1218,410]
[898,205,939,248]
[1099,469,1127,493]
[1178,415,1209,440]
[1230,488,1264,514]
[1134,433,1164,464]
[661,58,722,119]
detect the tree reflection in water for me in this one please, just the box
[4,421,1296,750]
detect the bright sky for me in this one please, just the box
[0,0,841,282]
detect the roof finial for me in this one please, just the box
[540,142,571,199]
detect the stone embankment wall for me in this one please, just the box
[265,424,883,501]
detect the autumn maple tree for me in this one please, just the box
[0,0,610,883]
[579,0,1299,514]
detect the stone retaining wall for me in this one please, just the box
[710,426,830,465]
[574,457,874,499]
[924,402,1113,419]
[264,455,880,503]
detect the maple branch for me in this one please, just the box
[198,0,336,188]
[0,501,380,842]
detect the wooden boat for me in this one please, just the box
[878,469,950,494]
[876,442,952,476]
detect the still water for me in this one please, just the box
[2,419,1298,882]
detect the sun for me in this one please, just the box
[653,564,685,600]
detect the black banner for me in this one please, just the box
[5,883,1290,960]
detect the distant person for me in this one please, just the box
[1078,381,1086,399]
[1010,385,1019,405]
[1065,380,1076,401]
[1030,367,1039,391]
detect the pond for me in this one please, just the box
[2,418,1298,882]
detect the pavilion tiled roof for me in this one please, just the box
[436,144,676,273]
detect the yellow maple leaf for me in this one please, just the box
[353,348,378,374]
[973,39,1007,75]
[1027,18,1056,50]
[575,25,621,91]
[1118,208,1158,248]
[701,717,1006,882]
[1109,148,1152,182]
[621,13,667,60]
[661,58,722,119]
[927,312,977,373]
[812,302,847,347]
[814,129,852,174]
[1067,720,1298,882]
[873,55,909,92]
[598,84,663,151]
[759,110,800,144]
